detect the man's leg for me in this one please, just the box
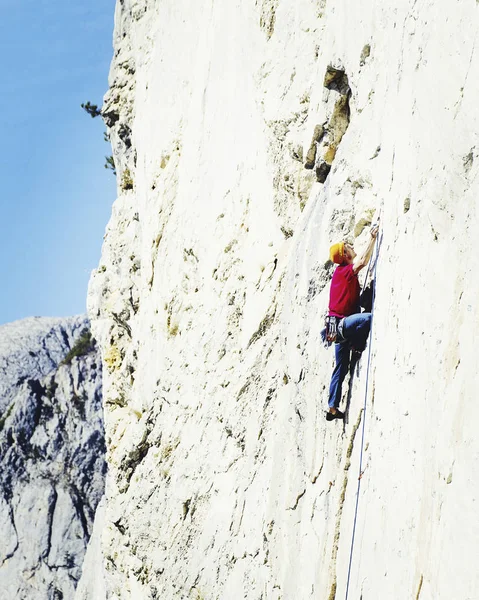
[342,313,372,352]
[328,341,351,410]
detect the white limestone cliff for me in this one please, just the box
[85,1,479,598]
[0,317,106,599]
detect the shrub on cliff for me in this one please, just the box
[81,101,101,118]
[81,101,117,176]
[121,168,134,190]
[61,330,95,365]
[105,155,116,174]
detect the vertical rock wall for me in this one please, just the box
[86,1,479,598]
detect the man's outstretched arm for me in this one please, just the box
[353,224,379,274]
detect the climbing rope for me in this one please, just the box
[344,229,382,600]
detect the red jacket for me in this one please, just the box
[328,263,360,318]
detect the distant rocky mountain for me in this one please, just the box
[0,316,105,600]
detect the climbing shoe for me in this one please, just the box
[326,409,344,421]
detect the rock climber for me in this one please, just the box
[326,224,379,421]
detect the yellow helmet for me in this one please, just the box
[329,242,345,264]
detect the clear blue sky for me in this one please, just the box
[0,0,117,325]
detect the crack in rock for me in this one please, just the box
[287,488,306,511]
[327,409,363,599]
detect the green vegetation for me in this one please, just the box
[61,330,95,365]
[81,100,116,176]
[81,101,101,118]
[121,168,134,190]
[105,155,116,175]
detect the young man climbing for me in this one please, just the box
[326,224,379,421]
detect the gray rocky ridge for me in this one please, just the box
[0,316,105,600]
[83,0,479,598]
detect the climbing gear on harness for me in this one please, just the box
[324,316,346,343]
[337,317,345,340]
[325,315,338,342]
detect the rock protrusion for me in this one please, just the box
[306,66,352,183]
[304,124,326,169]
[323,66,350,95]
[359,44,371,67]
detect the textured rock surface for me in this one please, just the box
[85,0,479,598]
[0,317,106,599]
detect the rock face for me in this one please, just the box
[85,1,479,598]
[0,316,105,599]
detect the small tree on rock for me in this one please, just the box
[82,100,116,177]
[81,101,101,118]
[105,156,116,175]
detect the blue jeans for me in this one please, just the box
[328,313,372,409]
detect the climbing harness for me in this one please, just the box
[325,315,338,342]
[321,316,346,346]
[344,228,382,600]
[325,315,345,343]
